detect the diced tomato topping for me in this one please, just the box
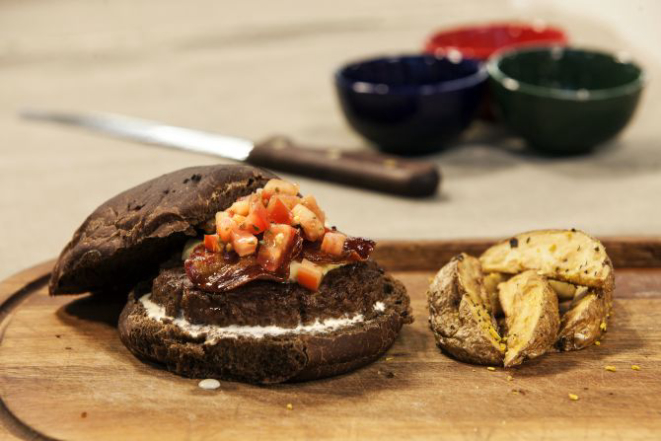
[321,232,346,256]
[300,195,325,224]
[227,197,250,216]
[276,194,301,210]
[296,259,323,291]
[215,212,236,242]
[292,204,325,241]
[257,224,297,271]
[232,214,246,225]
[266,196,293,225]
[230,230,258,256]
[262,179,300,201]
[241,197,270,234]
[194,178,374,292]
[203,234,221,253]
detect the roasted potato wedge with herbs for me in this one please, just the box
[480,229,614,352]
[498,271,560,367]
[428,254,505,366]
[479,229,614,290]
[548,279,587,301]
[428,229,615,367]
[557,287,613,351]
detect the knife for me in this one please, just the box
[20,110,440,197]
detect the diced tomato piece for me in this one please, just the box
[215,212,236,242]
[266,196,293,225]
[300,195,325,224]
[262,179,299,201]
[296,259,323,291]
[227,197,250,216]
[277,194,301,210]
[203,234,221,253]
[321,232,346,256]
[240,197,270,234]
[257,224,297,271]
[230,230,258,256]
[292,204,325,241]
[242,213,268,234]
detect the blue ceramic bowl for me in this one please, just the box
[335,54,487,155]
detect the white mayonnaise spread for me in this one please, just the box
[139,294,386,343]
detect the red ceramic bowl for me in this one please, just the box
[424,22,568,61]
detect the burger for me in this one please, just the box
[50,165,412,384]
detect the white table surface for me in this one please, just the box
[1,0,660,281]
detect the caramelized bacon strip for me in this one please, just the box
[185,230,303,292]
[186,227,374,292]
[301,236,375,264]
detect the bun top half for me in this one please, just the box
[50,165,276,295]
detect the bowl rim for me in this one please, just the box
[424,21,568,60]
[487,45,646,101]
[334,54,488,95]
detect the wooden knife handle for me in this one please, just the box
[248,136,440,197]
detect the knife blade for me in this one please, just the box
[20,110,440,197]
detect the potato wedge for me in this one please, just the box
[483,272,509,315]
[428,254,505,366]
[548,280,585,301]
[480,229,613,290]
[498,271,560,367]
[557,287,613,351]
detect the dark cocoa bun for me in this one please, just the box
[118,263,411,384]
[50,165,275,295]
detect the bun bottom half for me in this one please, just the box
[118,272,411,384]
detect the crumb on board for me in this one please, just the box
[594,341,601,346]
[605,366,617,372]
[286,403,293,411]
[385,357,394,362]
[506,375,514,382]
[487,367,496,371]
[198,379,221,390]
[568,393,579,401]
[632,365,641,371]
[81,412,87,418]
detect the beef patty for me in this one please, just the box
[147,260,412,328]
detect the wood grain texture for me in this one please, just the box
[373,236,661,271]
[0,239,660,441]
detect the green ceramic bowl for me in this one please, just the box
[488,47,645,154]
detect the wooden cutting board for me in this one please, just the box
[1,238,660,441]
